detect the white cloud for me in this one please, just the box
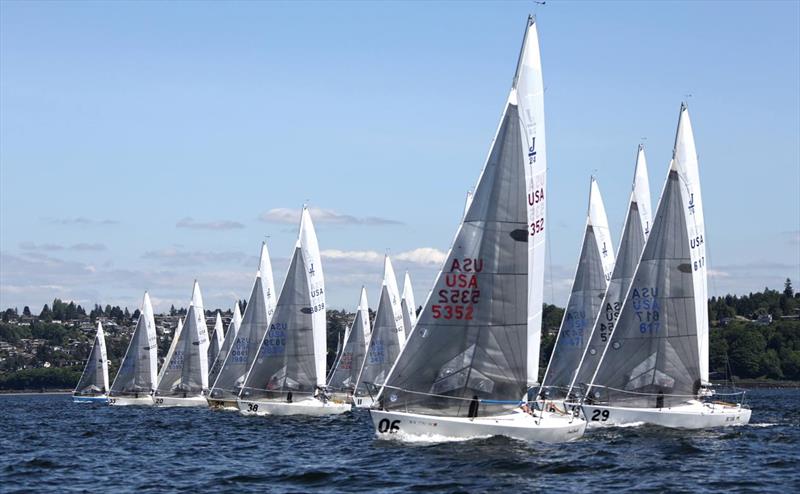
[43,217,118,226]
[258,207,402,226]
[176,217,245,230]
[321,249,384,263]
[395,247,447,265]
[142,248,248,266]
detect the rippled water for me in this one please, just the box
[1,389,798,493]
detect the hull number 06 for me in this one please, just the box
[377,419,400,433]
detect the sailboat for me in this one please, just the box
[353,256,406,408]
[209,302,242,387]
[73,321,110,403]
[565,145,652,408]
[384,256,406,346]
[327,287,371,405]
[539,178,615,403]
[401,271,417,336]
[582,104,752,428]
[208,311,225,367]
[238,207,350,416]
[369,17,585,442]
[153,281,210,406]
[208,242,277,409]
[108,292,158,406]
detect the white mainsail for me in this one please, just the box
[208,311,225,367]
[568,146,651,396]
[400,271,417,336]
[110,292,158,397]
[377,16,547,416]
[328,287,371,393]
[155,282,209,397]
[241,207,327,400]
[209,302,242,386]
[74,322,109,397]
[209,243,277,403]
[540,178,614,399]
[158,317,182,384]
[588,104,709,407]
[383,255,406,345]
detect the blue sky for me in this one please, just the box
[1,1,798,313]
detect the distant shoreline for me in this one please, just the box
[712,380,800,389]
[0,389,72,396]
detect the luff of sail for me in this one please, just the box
[377,17,546,417]
[209,243,277,401]
[110,292,158,396]
[328,287,371,393]
[74,322,109,396]
[209,301,242,386]
[540,178,614,399]
[568,146,651,397]
[588,104,707,408]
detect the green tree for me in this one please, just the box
[785,278,794,298]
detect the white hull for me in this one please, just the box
[152,395,207,407]
[581,400,752,429]
[369,409,585,443]
[353,395,374,408]
[108,395,154,406]
[73,395,108,404]
[238,397,351,416]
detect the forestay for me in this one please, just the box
[110,292,158,396]
[209,243,276,401]
[208,302,242,386]
[74,322,110,396]
[377,18,546,417]
[569,146,651,396]
[589,105,708,408]
[540,178,614,399]
[327,287,371,393]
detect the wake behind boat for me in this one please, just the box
[368,17,585,443]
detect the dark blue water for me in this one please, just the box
[1,389,798,493]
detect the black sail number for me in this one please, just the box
[377,418,401,434]
[590,409,610,422]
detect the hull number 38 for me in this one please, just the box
[377,419,401,433]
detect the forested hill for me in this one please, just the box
[1,280,799,390]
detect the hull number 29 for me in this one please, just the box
[590,409,610,422]
[377,419,401,434]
